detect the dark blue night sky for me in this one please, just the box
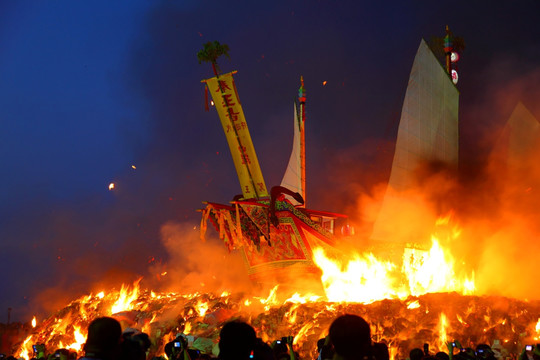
[1,1,539,322]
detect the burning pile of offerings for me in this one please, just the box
[14,281,540,360]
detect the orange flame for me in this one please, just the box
[313,248,401,303]
[16,335,33,360]
[196,300,209,317]
[402,238,475,296]
[313,217,475,303]
[66,325,86,352]
[437,313,448,351]
[110,279,141,314]
[31,316,37,328]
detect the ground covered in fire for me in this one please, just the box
[14,286,540,360]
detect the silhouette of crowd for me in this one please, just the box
[3,314,537,360]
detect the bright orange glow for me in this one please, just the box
[535,318,540,340]
[313,247,401,303]
[402,238,475,296]
[437,313,448,350]
[15,278,540,360]
[256,285,279,311]
[108,182,115,190]
[110,279,141,314]
[196,300,209,317]
[66,325,86,352]
[31,316,36,328]
[313,217,475,303]
[406,300,420,309]
[16,335,33,360]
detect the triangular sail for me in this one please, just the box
[497,102,540,166]
[371,39,459,243]
[280,101,304,205]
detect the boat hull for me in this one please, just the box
[200,200,345,287]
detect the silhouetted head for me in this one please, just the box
[410,348,424,360]
[329,314,371,360]
[83,317,122,359]
[373,342,389,360]
[435,351,450,360]
[218,320,256,360]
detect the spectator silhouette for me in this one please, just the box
[372,342,389,360]
[120,329,151,360]
[435,352,450,360]
[410,348,424,360]
[218,320,256,360]
[329,314,372,360]
[80,317,123,360]
[476,344,496,360]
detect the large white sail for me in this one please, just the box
[371,39,459,243]
[280,101,304,205]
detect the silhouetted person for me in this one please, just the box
[435,352,450,360]
[80,317,122,360]
[253,338,274,360]
[329,314,371,360]
[410,348,424,360]
[218,320,256,360]
[372,342,389,360]
[316,336,334,360]
[121,329,151,360]
[476,344,496,360]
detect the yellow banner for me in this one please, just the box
[205,72,268,199]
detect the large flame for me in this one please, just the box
[313,216,475,303]
[110,279,142,314]
[13,216,540,360]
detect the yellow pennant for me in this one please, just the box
[204,72,268,199]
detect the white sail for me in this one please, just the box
[371,39,459,243]
[280,101,304,205]
[496,102,540,167]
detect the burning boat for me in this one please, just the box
[14,31,540,360]
[371,28,461,260]
[198,42,350,289]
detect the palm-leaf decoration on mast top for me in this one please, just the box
[197,41,230,76]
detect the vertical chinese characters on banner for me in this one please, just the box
[204,72,268,199]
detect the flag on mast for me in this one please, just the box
[203,71,268,199]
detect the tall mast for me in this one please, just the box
[299,76,306,207]
[443,25,453,76]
